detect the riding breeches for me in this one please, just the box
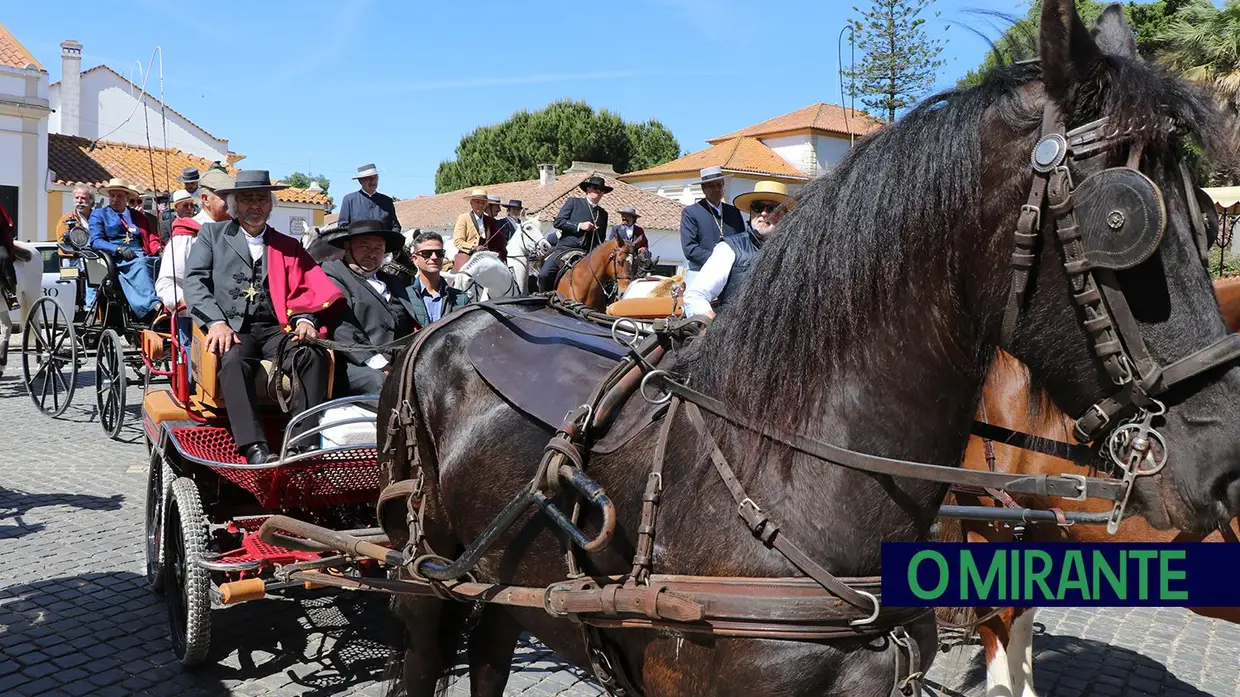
[537,249,574,293]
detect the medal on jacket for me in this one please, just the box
[243,284,260,301]
[124,223,136,244]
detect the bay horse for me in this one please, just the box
[945,276,1240,697]
[375,3,1240,695]
[554,236,649,310]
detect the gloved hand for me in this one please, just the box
[116,247,137,262]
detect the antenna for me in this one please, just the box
[837,23,857,146]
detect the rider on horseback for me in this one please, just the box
[537,175,611,292]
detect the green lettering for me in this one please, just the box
[1130,550,1158,599]
[908,551,949,600]
[1057,550,1090,601]
[1009,546,1018,601]
[1093,550,1126,600]
[1160,550,1188,601]
[962,550,1004,600]
[1023,550,1054,600]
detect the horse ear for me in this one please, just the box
[1092,3,1137,59]
[1040,0,1103,104]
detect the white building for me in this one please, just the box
[49,41,233,164]
[619,102,883,207]
[0,24,51,243]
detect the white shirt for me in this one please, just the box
[683,240,737,317]
[243,228,265,262]
[364,273,391,301]
[156,235,195,311]
[192,209,214,226]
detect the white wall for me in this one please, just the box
[813,134,853,171]
[0,64,50,243]
[762,134,816,176]
[270,204,320,239]
[50,69,230,163]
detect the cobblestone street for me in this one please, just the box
[1,366,1238,696]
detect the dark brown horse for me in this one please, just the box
[555,236,649,310]
[945,274,1240,697]
[375,4,1240,695]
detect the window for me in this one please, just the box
[0,185,18,236]
[288,216,308,237]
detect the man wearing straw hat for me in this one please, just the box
[680,165,746,283]
[684,180,790,319]
[452,188,503,271]
[184,170,345,464]
[337,163,401,231]
[89,178,162,320]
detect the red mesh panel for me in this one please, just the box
[170,427,379,509]
[216,528,323,567]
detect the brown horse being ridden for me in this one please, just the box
[371,3,1240,696]
[941,276,1240,697]
[554,235,651,310]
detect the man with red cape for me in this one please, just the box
[183,170,345,464]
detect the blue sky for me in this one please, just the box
[9,0,1062,202]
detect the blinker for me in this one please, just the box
[1073,167,1166,271]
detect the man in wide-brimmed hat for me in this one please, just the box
[184,170,346,464]
[495,199,523,248]
[608,205,649,252]
[337,163,401,232]
[89,178,162,320]
[452,188,504,271]
[537,174,612,292]
[178,167,201,195]
[684,179,791,319]
[680,166,746,282]
[320,219,419,396]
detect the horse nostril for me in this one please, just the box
[1215,470,1240,518]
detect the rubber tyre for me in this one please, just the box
[144,449,175,594]
[21,296,78,417]
[95,329,126,439]
[164,477,212,667]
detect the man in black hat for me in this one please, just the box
[178,167,200,195]
[321,220,418,396]
[338,163,401,231]
[184,170,345,464]
[495,199,523,248]
[537,175,611,292]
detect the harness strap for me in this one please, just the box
[630,398,678,584]
[659,377,1125,502]
[684,401,881,615]
[969,421,1097,466]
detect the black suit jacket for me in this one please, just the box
[681,199,746,271]
[322,259,417,368]
[552,197,608,252]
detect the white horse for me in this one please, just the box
[1,241,48,378]
[447,250,521,302]
[505,217,549,295]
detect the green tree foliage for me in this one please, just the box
[1158,0,1240,113]
[282,171,330,193]
[842,0,947,122]
[434,100,681,193]
[956,1,1189,88]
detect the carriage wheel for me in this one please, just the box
[144,449,175,594]
[21,296,79,417]
[164,477,212,667]
[95,329,127,439]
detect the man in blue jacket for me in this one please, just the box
[680,166,746,282]
[537,175,611,292]
[89,178,161,320]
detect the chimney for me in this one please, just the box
[538,163,556,187]
[60,40,83,137]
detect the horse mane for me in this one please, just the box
[692,56,1228,435]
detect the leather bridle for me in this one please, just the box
[997,101,1240,531]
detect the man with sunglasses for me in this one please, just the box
[322,220,419,395]
[683,180,790,319]
[408,231,470,328]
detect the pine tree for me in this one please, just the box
[843,0,947,122]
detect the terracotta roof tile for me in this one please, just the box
[0,23,43,71]
[619,137,809,181]
[327,172,685,231]
[708,102,882,143]
[52,65,224,145]
[48,134,329,207]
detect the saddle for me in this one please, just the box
[465,299,672,454]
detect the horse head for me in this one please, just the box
[454,250,519,300]
[699,0,1240,534]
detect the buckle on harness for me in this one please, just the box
[1060,473,1088,501]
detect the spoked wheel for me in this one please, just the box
[144,449,175,594]
[21,296,79,416]
[164,477,212,667]
[95,329,127,439]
